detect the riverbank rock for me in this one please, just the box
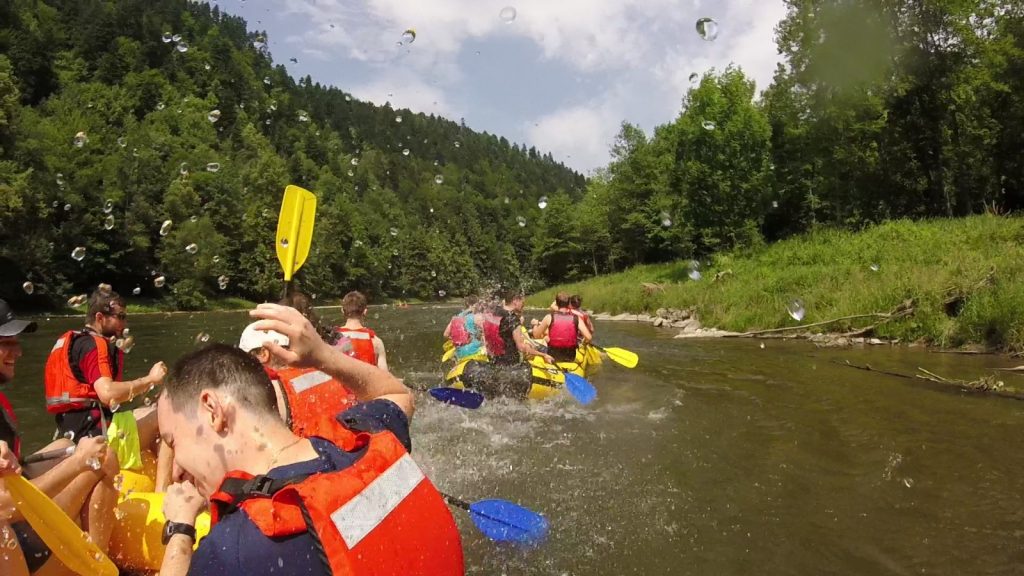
[674,327,742,338]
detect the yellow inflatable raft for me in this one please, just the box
[444,343,599,400]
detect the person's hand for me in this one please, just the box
[149,361,168,385]
[530,318,540,327]
[541,353,555,365]
[74,436,108,472]
[249,303,330,368]
[163,480,205,525]
[0,441,20,477]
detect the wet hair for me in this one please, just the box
[342,291,368,318]
[501,289,524,305]
[279,290,333,343]
[555,292,570,308]
[163,343,279,417]
[569,294,582,309]
[87,288,125,319]
[464,295,479,309]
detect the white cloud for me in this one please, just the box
[349,72,456,118]
[525,99,621,173]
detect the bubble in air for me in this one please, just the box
[22,281,34,295]
[161,32,173,43]
[702,120,716,131]
[454,141,461,148]
[206,162,221,173]
[389,227,398,237]
[204,63,211,71]
[154,275,166,288]
[402,148,410,156]
[499,6,517,22]
[772,201,779,208]
[185,243,199,255]
[156,102,165,111]
[172,34,182,42]
[280,237,289,248]
[64,203,72,212]
[687,260,702,281]
[195,332,210,344]
[71,246,87,261]
[439,290,447,297]
[347,169,354,177]
[516,216,527,227]
[434,174,444,184]
[395,115,403,123]
[175,42,189,53]
[350,157,360,166]
[160,220,173,236]
[207,109,221,123]
[787,298,806,322]
[117,136,127,148]
[73,131,89,148]
[179,162,189,176]
[538,196,548,209]
[689,72,699,83]
[298,111,310,122]
[696,17,719,41]
[400,29,416,45]
[218,275,229,290]
[56,173,65,186]
[132,286,141,295]
[660,212,672,227]
[869,263,880,272]
[104,215,115,230]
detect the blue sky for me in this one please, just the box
[219,0,788,173]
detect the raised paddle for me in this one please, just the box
[428,387,484,409]
[276,184,317,295]
[593,345,639,369]
[4,474,118,576]
[441,346,456,362]
[441,492,549,544]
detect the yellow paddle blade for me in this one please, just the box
[602,346,639,368]
[4,474,118,576]
[441,347,456,362]
[443,340,454,352]
[276,185,318,281]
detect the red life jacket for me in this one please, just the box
[274,366,358,438]
[0,392,20,460]
[449,313,472,346]
[482,312,505,357]
[334,327,378,366]
[548,310,579,350]
[44,330,122,414]
[208,419,464,576]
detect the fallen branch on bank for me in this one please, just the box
[995,366,1024,373]
[729,299,915,338]
[832,360,1024,400]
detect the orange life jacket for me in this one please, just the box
[43,330,121,414]
[208,418,464,576]
[0,392,20,460]
[274,366,358,439]
[333,326,378,366]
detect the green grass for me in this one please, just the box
[530,215,1024,352]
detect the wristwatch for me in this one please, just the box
[162,520,197,545]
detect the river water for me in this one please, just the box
[6,305,1024,575]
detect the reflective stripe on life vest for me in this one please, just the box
[330,452,425,547]
[334,327,377,366]
[276,367,357,438]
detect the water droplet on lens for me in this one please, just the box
[298,111,310,122]
[389,227,398,237]
[64,203,72,212]
[687,260,702,281]
[218,275,229,290]
[176,42,189,53]
[172,34,182,42]
[660,211,672,227]
[156,102,165,111]
[73,131,89,148]
[154,275,166,288]
[772,201,779,208]
[347,169,354,176]
[402,148,410,156]
[207,109,221,122]
[454,141,461,148]
[350,157,359,166]
[103,200,114,213]
[516,216,527,227]
[195,332,210,344]
[206,162,220,173]
[702,120,716,131]
[499,6,517,22]
[401,29,416,45]
[538,196,548,209]
[185,243,199,255]
[104,215,115,230]
[434,174,444,184]
[161,32,173,43]
[204,63,211,71]
[56,173,64,186]
[117,136,127,148]
[71,246,86,261]
[132,286,141,295]
[787,298,806,322]
[870,263,880,272]
[280,237,289,248]
[394,115,403,123]
[696,17,719,41]
[438,290,447,297]
[22,281,34,295]
[689,72,699,83]
[160,220,173,236]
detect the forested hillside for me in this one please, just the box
[0,0,584,308]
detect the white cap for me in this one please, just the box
[238,322,289,352]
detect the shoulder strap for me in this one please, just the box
[213,473,313,517]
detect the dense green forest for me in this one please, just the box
[0,0,584,308]
[1,0,1022,309]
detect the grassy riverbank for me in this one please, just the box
[530,216,1024,352]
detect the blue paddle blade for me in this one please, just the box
[429,387,484,409]
[563,372,597,405]
[467,499,549,544]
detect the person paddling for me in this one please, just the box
[532,292,592,364]
[0,299,118,572]
[569,294,596,337]
[333,291,389,371]
[444,295,484,359]
[158,304,463,576]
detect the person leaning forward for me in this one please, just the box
[158,304,464,576]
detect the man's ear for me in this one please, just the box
[198,389,226,430]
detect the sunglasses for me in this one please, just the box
[105,311,127,321]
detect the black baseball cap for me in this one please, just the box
[0,299,37,337]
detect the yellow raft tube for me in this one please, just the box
[107,452,211,574]
[444,342,601,400]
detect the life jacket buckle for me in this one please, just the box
[246,475,276,497]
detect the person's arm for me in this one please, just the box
[160,480,204,576]
[93,361,167,406]
[0,437,107,523]
[372,337,389,372]
[250,304,414,418]
[514,327,554,364]
[578,319,593,344]
[442,320,453,339]
[531,315,551,340]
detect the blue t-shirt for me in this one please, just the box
[187,400,411,576]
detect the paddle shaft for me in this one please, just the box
[21,446,75,465]
[441,492,471,511]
